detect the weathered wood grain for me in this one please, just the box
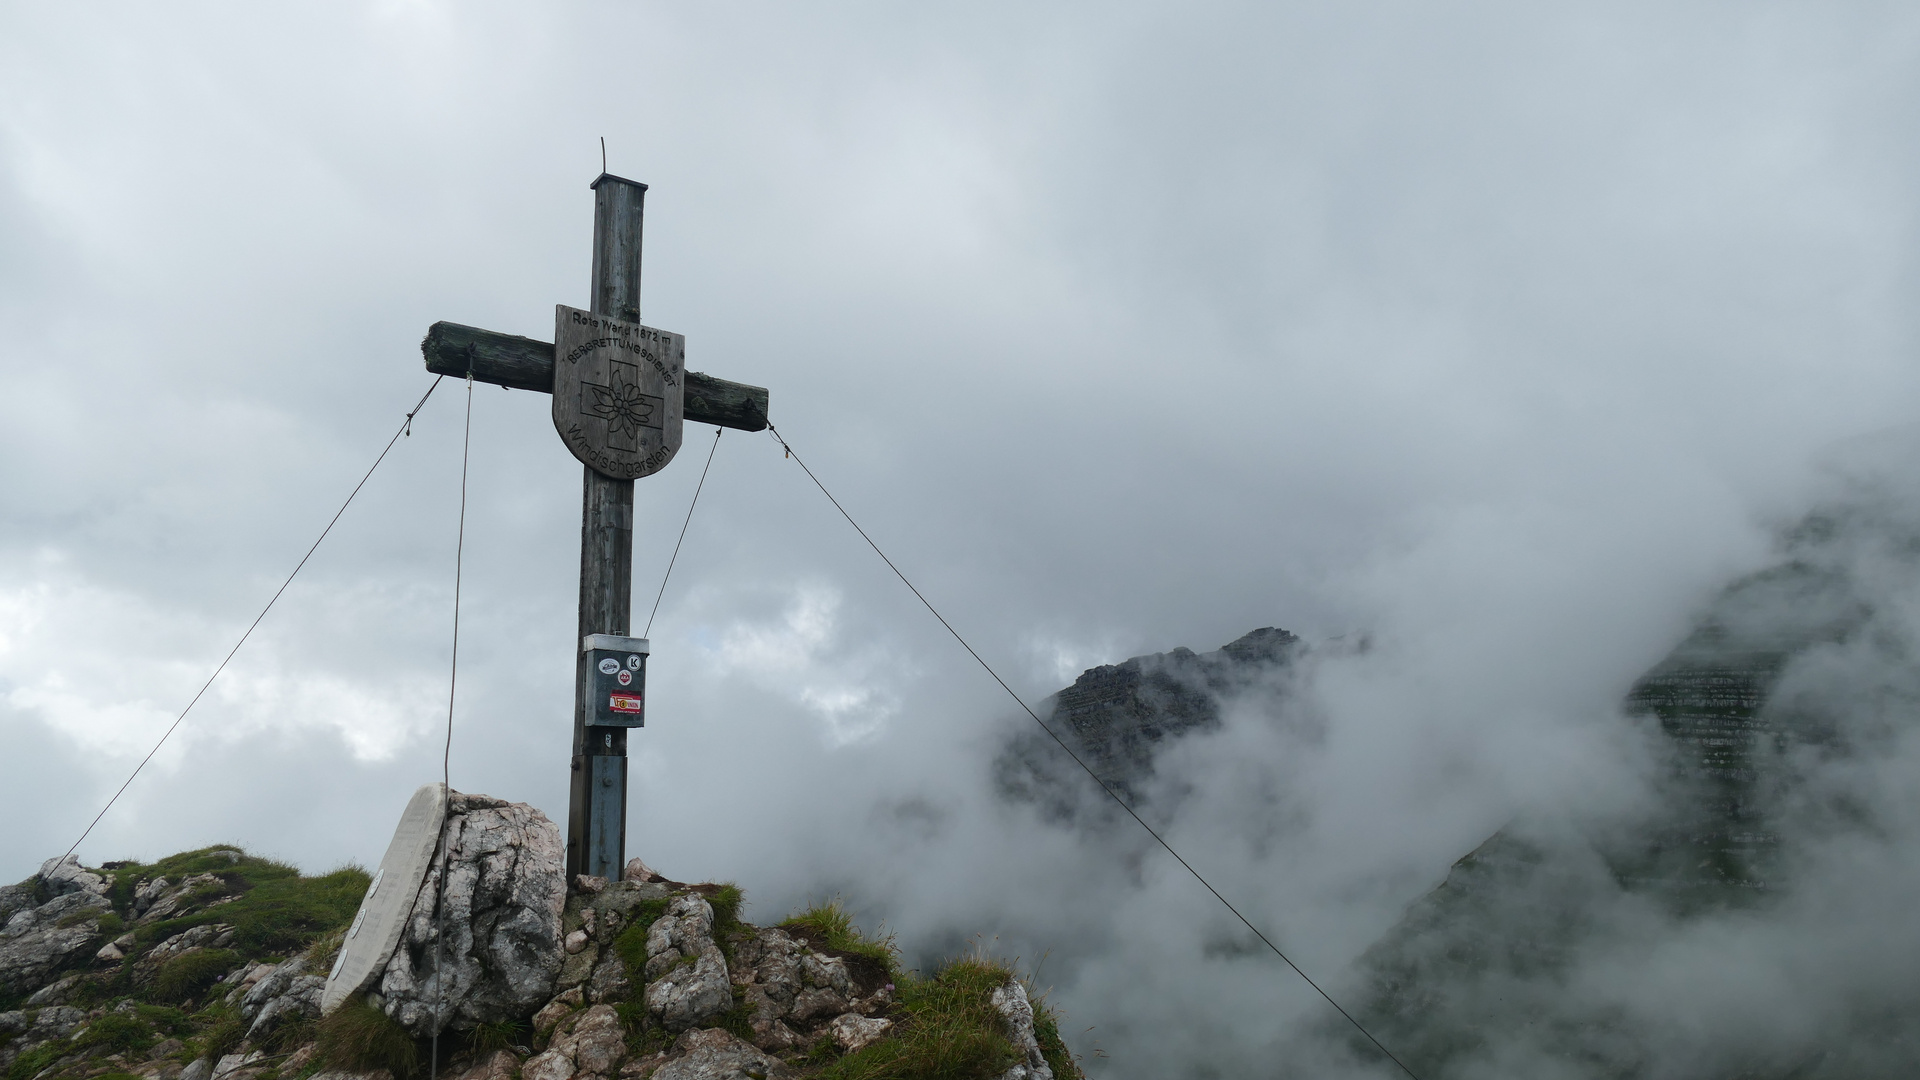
[421,321,554,391]
[570,174,644,883]
[421,320,769,432]
[680,370,771,433]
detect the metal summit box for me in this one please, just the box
[583,633,649,727]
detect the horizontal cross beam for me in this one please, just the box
[421,320,769,432]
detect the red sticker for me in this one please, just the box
[616,669,633,686]
[609,694,643,713]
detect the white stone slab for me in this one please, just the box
[321,782,447,1014]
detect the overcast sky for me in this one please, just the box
[4,3,1919,1075]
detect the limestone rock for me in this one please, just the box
[829,1012,892,1052]
[533,987,584,1034]
[642,896,712,981]
[308,1070,393,1080]
[523,1004,626,1080]
[38,855,111,898]
[0,1004,85,1050]
[130,877,172,918]
[990,981,1054,1080]
[621,858,661,884]
[240,957,325,1041]
[211,1050,263,1080]
[378,793,566,1035]
[724,924,896,1047]
[642,896,730,1032]
[179,1057,213,1080]
[453,1049,520,1080]
[277,1044,318,1076]
[0,885,35,926]
[651,1029,788,1080]
[25,973,87,1006]
[0,888,111,994]
[730,928,805,1025]
[142,923,235,965]
[799,952,852,998]
[748,1018,802,1052]
[584,949,630,1004]
[550,879,668,1002]
[135,875,226,925]
[788,987,846,1024]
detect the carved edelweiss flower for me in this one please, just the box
[587,369,655,440]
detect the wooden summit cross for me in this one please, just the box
[418,174,770,882]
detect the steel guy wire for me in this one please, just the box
[60,377,447,864]
[644,426,723,638]
[762,419,1421,1080]
[430,373,475,1080]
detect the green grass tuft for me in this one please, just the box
[134,1004,194,1039]
[315,996,418,1079]
[194,1006,247,1061]
[779,898,898,979]
[613,917,655,976]
[704,883,747,965]
[124,852,368,962]
[467,1018,525,1056]
[73,1012,156,1056]
[152,948,240,1005]
[57,908,109,929]
[1027,986,1084,1080]
[818,956,1021,1080]
[302,926,347,973]
[717,985,755,1043]
[5,1040,71,1080]
[706,884,744,929]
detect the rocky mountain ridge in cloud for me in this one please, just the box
[993,626,1303,820]
[1340,504,1914,1078]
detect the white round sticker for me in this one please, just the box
[598,658,620,674]
[627,654,642,670]
[616,669,633,686]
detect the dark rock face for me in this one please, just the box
[994,627,1301,818]
[1346,510,1911,1078]
[1610,560,1863,903]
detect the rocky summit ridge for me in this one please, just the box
[1,805,1079,1080]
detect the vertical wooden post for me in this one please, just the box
[567,173,647,881]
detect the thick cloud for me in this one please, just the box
[3,3,1919,1075]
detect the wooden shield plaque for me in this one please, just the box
[552,305,684,479]
[321,782,447,1014]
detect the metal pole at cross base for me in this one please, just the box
[567,173,646,881]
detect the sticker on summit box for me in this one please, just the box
[609,694,643,713]
[616,669,633,686]
[598,657,620,674]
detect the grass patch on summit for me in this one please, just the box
[315,996,418,1080]
[780,898,898,981]
[104,847,368,963]
[153,948,240,1004]
[72,1013,157,1056]
[819,956,1019,1080]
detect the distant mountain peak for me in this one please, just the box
[995,627,1302,820]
